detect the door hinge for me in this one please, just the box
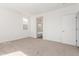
[76,28,78,31]
[76,16,77,19]
[76,40,77,42]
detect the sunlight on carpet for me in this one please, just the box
[1,51,27,56]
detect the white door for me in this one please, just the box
[62,14,76,46]
[77,14,79,46]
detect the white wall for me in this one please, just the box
[0,4,79,46]
[0,8,30,43]
[30,4,79,46]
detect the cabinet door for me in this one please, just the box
[62,14,76,46]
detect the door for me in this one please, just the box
[77,13,79,46]
[36,16,43,39]
[62,14,76,46]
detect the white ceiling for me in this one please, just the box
[0,3,76,16]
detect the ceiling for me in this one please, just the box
[0,3,76,16]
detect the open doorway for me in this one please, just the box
[36,16,43,39]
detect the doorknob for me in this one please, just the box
[62,30,64,32]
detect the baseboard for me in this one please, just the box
[0,37,31,44]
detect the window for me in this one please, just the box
[23,17,28,30]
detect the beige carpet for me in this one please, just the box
[0,37,79,56]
